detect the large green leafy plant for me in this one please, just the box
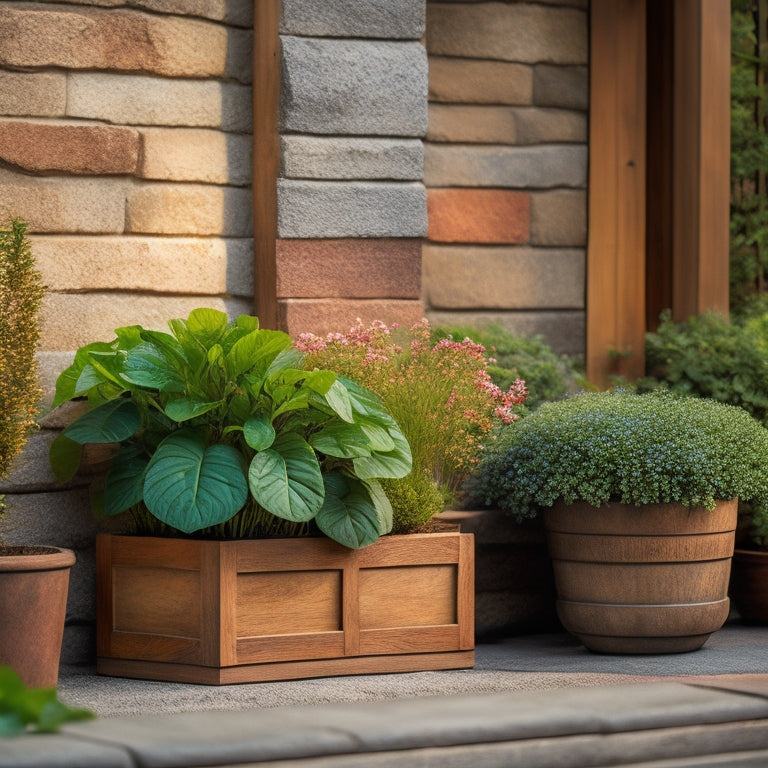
[469,391,768,521]
[49,309,411,549]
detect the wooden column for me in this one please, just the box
[252,0,281,329]
[671,0,731,321]
[587,0,647,386]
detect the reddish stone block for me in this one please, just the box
[427,189,530,244]
[0,122,139,175]
[280,299,424,338]
[276,239,421,299]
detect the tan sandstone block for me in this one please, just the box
[31,235,253,296]
[531,190,587,246]
[67,74,252,131]
[0,4,250,81]
[422,245,584,309]
[0,72,66,117]
[126,184,253,236]
[46,0,253,26]
[427,3,588,64]
[0,169,125,233]
[40,293,253,352]
[139,128,252,185]
[0,120,139,175]
[280,299,424,338]
[428,57,532,105]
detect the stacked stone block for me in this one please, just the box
[423,0,589,355]
[0,0,254,664]
[277,1,428,335]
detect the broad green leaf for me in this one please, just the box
[340,376,390,422]
[207,343,224,367]
[62,400,141,444]
[353,425,412,480]
[85,350,127,389]
[74,364,106,397]
[104,446,149,516]
[358,421,395,452]
[243,414,275,451]
[52,341,115,407]
[309,421,372,458]
[227,329,293,380]
[315,473,380,549]
[48,433,83,482]
[266,346,304,376]
[300,369,337,396]
[164,398,221,423]
[363,478,393,535]
[186,308,229,348]
[236,314,259,332]
[143,432,248,533]
[324,379,354,423]
[122,342,186,393]
[113,325,144,350]
[248,433,324,522]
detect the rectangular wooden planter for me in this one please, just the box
[96,531,474,684]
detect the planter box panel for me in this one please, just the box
[113,566,201,637]
[359,626,461,655]
[359,565,457,629]
[97,532,474,684]
[237,632,345,664]
[110,632,202,664]
[236,570,342,636]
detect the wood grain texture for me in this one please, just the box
[253,0,281,328]
[97,532,475,683]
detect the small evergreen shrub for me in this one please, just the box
[431,324,582,410]
[469,391,768,521]
[639,311,768,423]
[0,219,44,485]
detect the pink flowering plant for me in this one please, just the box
[297,319,526,528]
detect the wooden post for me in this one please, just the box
[671,0,731,321]
[587,0,647,387]
[253,0,281,329]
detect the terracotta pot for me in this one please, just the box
[544,500,737,654]
[96,531,474,684]
[730,548,768,623]
[0,546,75,687]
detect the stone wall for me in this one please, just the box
[423,0,589,356]
[277,0,428,335]
[0,0,255,665]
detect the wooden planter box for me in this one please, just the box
[96,532,474,684]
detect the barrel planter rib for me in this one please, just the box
[543,499,737,654]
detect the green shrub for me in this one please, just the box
[431,324,582,410]
[0,219,44,483]
[639,311,768,423]
[381,470,446,534]
[469,391,768,521]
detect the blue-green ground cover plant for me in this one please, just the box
[49,309,411,549]
[468,390,768,521]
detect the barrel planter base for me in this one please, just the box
[730,548,768,624]
[0,546,75,688]
[96,531,474,684]
[544,500,737,655]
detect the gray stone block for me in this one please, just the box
[66,546,96,624]
[280,37,427,136]
[424,144,587,188]
[280,0,424,39]
[0,733,131,768]
[280,136,423,181]
[425,309,585,357]
[278,180,427,238]
[61,620,95,667]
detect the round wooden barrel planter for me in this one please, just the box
[730,548,768,623]
[0,546,75,687]
[543,499,737,654]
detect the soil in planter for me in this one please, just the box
[0,545,62,556]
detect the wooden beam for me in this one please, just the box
[253,0,281,329]
[671,0,731,321]
[587,0,647,387]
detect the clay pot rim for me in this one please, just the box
[0,546,75,572]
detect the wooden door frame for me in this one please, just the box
[587,0,730,387]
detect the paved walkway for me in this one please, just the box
[5,623,768,767]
